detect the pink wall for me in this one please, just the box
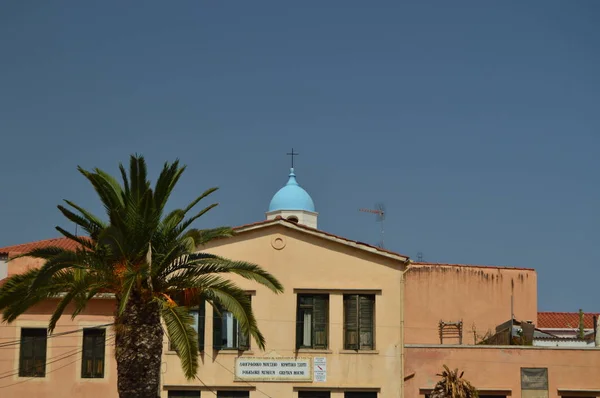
[405,345,600,398]
[0,299,118,397]
[405,263,538,345]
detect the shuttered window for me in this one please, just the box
[168,391,201,398]
[296,294,329,349]
[299,392,331,398]
[213,297,250,351]
[81,328,105,378]
[19,328,47,377]
[169,300,205,352]
[343,294,375,350]
[216,391,249,398]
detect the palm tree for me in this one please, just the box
[0,155,284,398]
[431,365,478,398]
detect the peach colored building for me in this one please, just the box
[1,167,599,398]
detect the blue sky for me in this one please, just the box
[0,1,598,312]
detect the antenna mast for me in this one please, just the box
[359,203,386,248]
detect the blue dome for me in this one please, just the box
[268,168,315,212]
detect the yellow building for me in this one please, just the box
[163,167,410,398]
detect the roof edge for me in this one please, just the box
[411,261,535,271]
[234,217,409,263]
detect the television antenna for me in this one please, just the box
[359,203,386,248]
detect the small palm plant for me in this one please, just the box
[0,155,284,398]
[431,365,478,398]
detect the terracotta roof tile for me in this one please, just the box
[0,237,83,257]
[538,312,600,329]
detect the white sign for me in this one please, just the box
[235,357,312,382]
[313,357,327,382]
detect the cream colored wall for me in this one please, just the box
[405,345,600,398]
[0,299,117,397]
[162,224,406,398]
[404,264,537,345]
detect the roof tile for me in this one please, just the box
[0,237,83,257]
[538,312,600,329]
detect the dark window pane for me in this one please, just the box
[19,328,47,377]
[81,328,105,378]
[299,392,331,398]
[217,392,249,398]
[345,393,378,398]
[168,391,201,398]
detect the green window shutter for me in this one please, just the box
[296,296,304,349]
[212,304,223,350]
[238,296,250,350]
[19,328,47,377]
[359,295,375,350]
[82,328,106,378]
[94,329,106,378]
[313,294,328,349]
[198,300,206,352]
[344,295,359,350]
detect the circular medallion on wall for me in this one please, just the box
[271,235,286,250]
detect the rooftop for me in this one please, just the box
[538,311,600,329]
[0,237,83,256]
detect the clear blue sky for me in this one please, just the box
[0,1,598,312]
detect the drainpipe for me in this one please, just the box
[400,260,412,398]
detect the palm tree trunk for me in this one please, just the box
[115,291,164,398]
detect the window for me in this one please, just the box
[345,393,377,398]
[296,294,328,349]
[299,392,330,398]
[343,294,375,350]
[168,391,201,398]
[169,301,206,352]
[82,328,106,378]
[217,392,249,398]
[19,328,47,377]
[213,299,250,350]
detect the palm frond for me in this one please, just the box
[153,160,185,213]
[201,280,266,350]
[166,256,284,294]
[117,271,137,316]
[8,246,69,261]
[159,299,199,379]
[183,227,235,246]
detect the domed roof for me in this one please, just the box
[268,168,315,212]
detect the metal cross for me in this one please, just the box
[286,148,299,168]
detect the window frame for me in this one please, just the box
[81,327,106,379]
[19,328,47,377]
[296,293,329,350]
[213,297,251,351]
[169,300,206,352]
[343,294,375,350]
